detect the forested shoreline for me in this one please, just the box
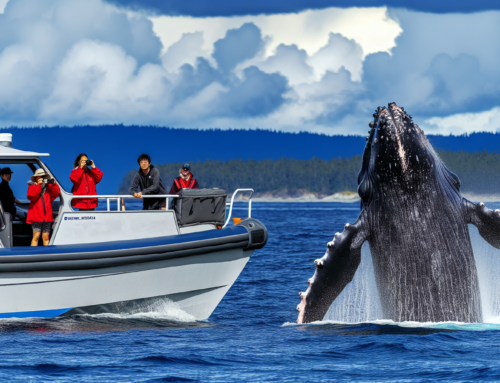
[4,126,500,195]
[117,150,500,197]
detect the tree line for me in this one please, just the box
[117,150,500,196]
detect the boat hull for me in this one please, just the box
[0,219,267,319]
[0,248,252,320]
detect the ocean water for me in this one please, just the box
[2,201,500,382]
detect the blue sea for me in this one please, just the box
[2,201,500,382]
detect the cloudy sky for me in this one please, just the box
[0,0,499,135]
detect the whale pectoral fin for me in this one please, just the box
[464,198,500,249]
[297,213,369,324]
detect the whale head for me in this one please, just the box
[358,102,461,207]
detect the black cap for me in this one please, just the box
[182,163,191,170]
[0,167,13,175]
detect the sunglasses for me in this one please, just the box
[182,168,190,171]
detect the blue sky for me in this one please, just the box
[0,0,499,135]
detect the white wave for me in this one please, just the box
[284,318,500,331]
[84,298,197,322]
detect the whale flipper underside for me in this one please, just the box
[297,212,369,324]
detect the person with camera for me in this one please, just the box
[70,153,103,211]
[27,168,61,246]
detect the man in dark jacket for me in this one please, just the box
[0,167,21,218]
[169,163,199,194]
[129,154,167,210]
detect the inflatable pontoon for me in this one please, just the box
[0,134,267,319]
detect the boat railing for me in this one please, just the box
[70,194,179,212]
[223,189,254,228]
[70,189,254,225]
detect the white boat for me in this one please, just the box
[0,133,267,319]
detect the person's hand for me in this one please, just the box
[90,160,95,169]
[37,178,43,185]
[134,192,143,199]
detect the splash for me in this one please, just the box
[470,225,500,322]
[323,243,383,323]
[317,225,500,325]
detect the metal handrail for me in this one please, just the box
[69,189,254,221]
[223,189,254,228]
[70,194,179,212]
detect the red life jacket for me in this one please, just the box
[174,174,196,190]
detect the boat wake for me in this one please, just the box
[85,297,197,322]
[0,298,208,333]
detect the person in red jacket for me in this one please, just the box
[27,168,61,246]
[70,153,103,211]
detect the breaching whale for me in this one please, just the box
[297,102,500,324]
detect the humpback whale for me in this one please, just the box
[297,102,500,324]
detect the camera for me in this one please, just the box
[85,160,93,167]
[43,177,55,185]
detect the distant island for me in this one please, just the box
[118,150,500,202]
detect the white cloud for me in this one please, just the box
[308,33,363,81]
[0,1,399,129]
[150,7,402,80]
[0,0,8,13]
[151,8,401,58]
[360,9,500,120]
[253,44,314,86]
[1,0,500,137]
[423,107,500,135]
[161,31,207,73]
[41,40,151,122]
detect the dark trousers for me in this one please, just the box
[79,208,95,211]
